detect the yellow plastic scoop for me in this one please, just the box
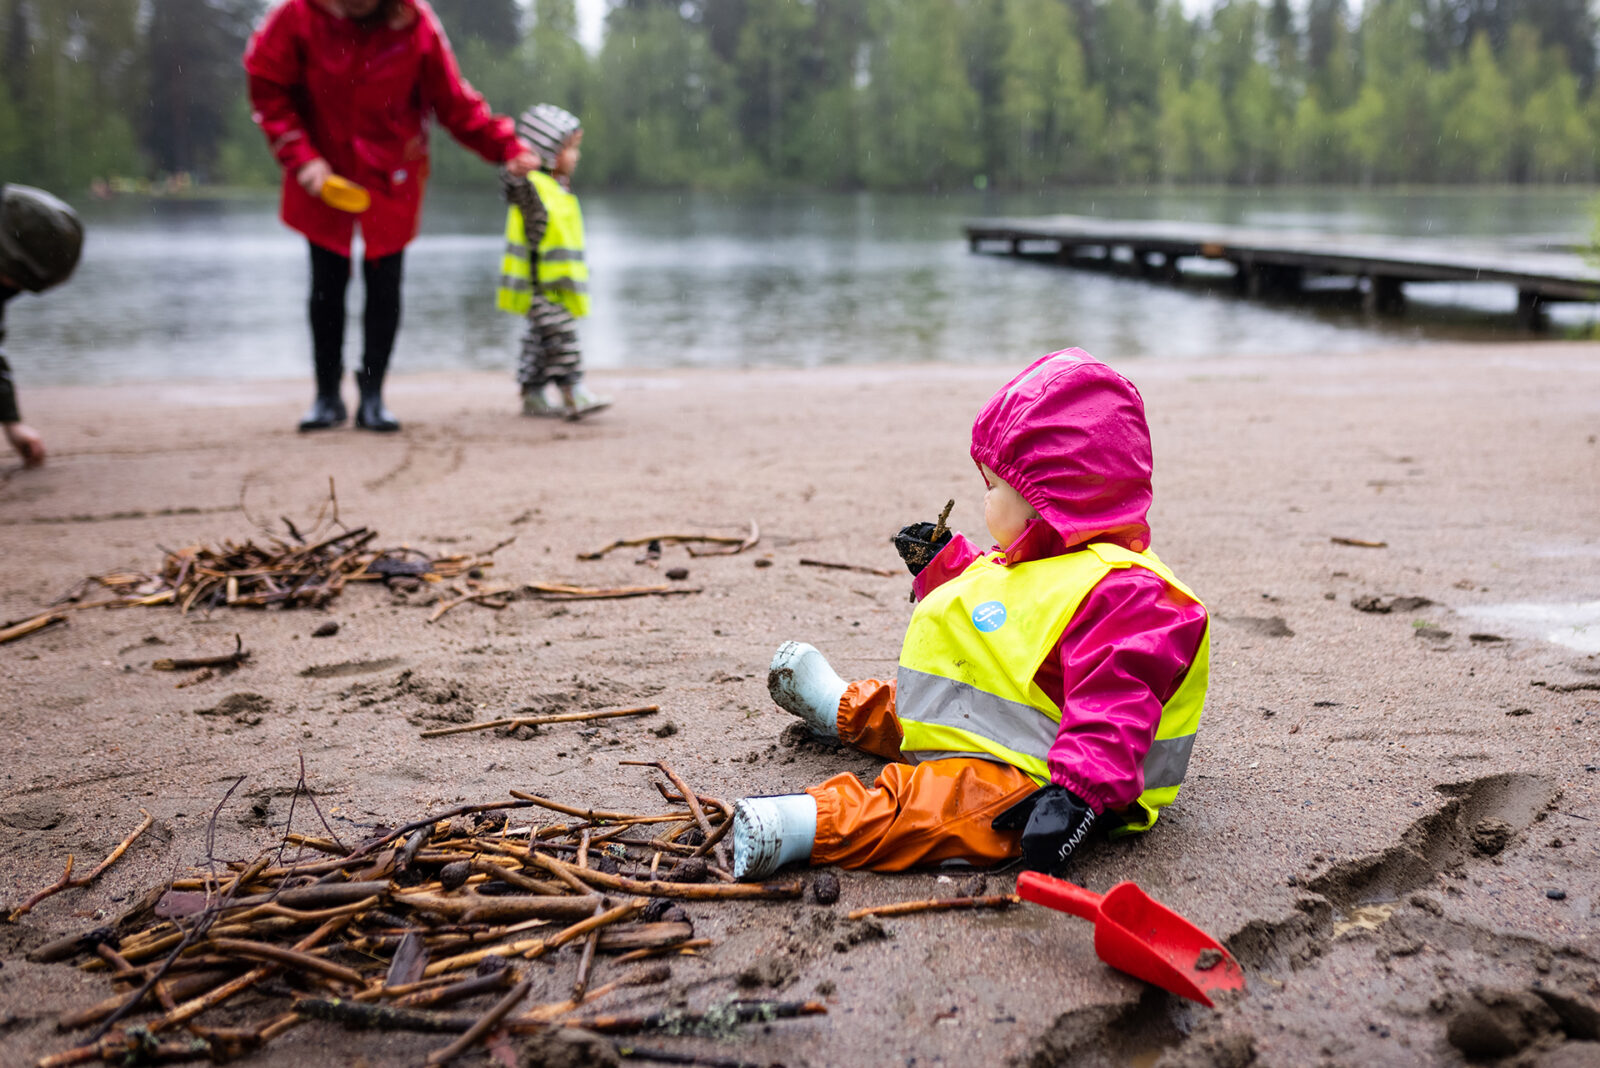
[320,175,371,214]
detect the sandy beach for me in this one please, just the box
[1,344,1597,1067]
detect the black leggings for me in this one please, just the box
[308,243,405,392]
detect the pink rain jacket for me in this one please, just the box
[911,349,1208,816]
[244,0,526,260]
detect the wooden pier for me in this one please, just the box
[965,215,1600,328]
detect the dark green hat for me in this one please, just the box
[0,183,84,292]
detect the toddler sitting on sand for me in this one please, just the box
[730,349,1211,879]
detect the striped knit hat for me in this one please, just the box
[517,104,582,168]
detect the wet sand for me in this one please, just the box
[1,345,1597,1066]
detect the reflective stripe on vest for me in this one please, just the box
[896,542,1210,835]
[496,171,589,319]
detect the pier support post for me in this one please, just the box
[1363,276,1405,315]
[1516,290,1548,331]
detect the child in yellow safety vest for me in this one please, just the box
[731,349,1211,879]
[497,103,609,420]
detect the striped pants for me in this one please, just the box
[517,293,582,391]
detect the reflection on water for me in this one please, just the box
[1459,601,1600,654]
[8,187,1599,387]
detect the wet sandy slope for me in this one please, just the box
[0,345,1596,1066]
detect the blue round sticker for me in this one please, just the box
[972,601,1007,632]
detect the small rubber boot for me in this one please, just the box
[298,392,347,432]
[732,794,817,880]
[521,383,563,418]
[767,641,846,737]
[558,380,612,421]
[354,368,400,432]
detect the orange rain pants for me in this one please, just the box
[805,679,1040,872]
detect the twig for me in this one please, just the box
[394,970,517,1010]
[930,498,955,542]
[578,523,757,561]
[618,1047,782,1068]
[421,705,660,739]
[296,752,345,853]
[424,977,531,1065]
[1330,536,1387,548]
[295,997,474,1033]
[468,856,566,896]
[507,791,659,824]
[9,809,154,920]
[620,761,729,874]
[846,893,1020,921]
[0,611,67,645]
[798,558,897,578]
[152,634,248,671]
[572,902,604,1002]
[612,938,712,964]
[527,853,802,901]
[685,518,760,557]
[429,586,517,624]
[205,937,366,984]
[569,999,827,1035]
[523,582,701,602]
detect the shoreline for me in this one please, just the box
[3,342,1598,1066]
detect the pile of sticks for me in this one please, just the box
[69,528,496,614]
[33,773,822,1068]
[0,530,501,647]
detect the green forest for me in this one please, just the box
[2,0,1598,193]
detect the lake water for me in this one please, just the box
[8,186,1600,387]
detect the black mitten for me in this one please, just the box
[992,785,1098,874]
[892,522,953,576]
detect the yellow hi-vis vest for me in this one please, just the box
[897,542,1209,835]
[497,171,589,319]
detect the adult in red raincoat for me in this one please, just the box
[244,0,537,432]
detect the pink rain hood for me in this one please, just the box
[969,348,1153,554]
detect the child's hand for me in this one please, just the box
[992,785,1097,875]
[4,422,45,467]
[893,522,953,575]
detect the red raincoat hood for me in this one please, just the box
[970,349,1153,554]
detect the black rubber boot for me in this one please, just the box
[298,392,347,432]
[354,368,400,433]
[298,353,347,431]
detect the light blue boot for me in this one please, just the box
[767,641,846,737]
[732,794,818,880]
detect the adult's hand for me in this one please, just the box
[4,422,45,467]
[505,151,542,178]
[297,158,333,198]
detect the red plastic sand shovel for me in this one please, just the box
[1017,871,1247,1006]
